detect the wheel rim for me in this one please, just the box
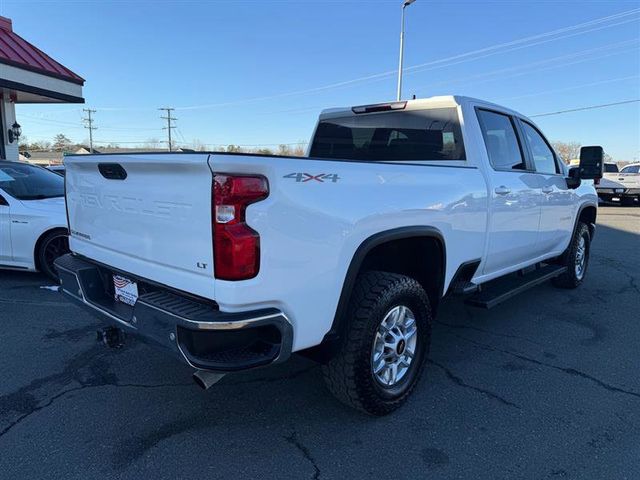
[43,234,69,277]
[575,235,587,280]
[371,305,418,387]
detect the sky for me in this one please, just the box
[2,0,640,161]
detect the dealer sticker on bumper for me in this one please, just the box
[113,275,139,306]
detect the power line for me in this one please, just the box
[18,113,160,131]
[497,75,640,102]
[21,45,637,138]
[82,108,97,153]
[67,8,638,113]
[158,107,177,152]
[403,15,640,78]
[530,99,640,117]
[31,99,638,146]
[411,38,639,93]
[173,8,640,110]
[173,140,307,147]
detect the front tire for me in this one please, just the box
[37,230,69,281]
[322,271,432,416]
[552,222,591,289]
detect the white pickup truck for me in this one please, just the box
[56,96,603,415]
[596,162,640,205]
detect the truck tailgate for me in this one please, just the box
[64,154,216,299]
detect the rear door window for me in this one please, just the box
[476,109,526,171]
[309,108,465,161]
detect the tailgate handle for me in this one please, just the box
[98,163,127,180]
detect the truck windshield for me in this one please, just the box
[0,162,64,200]
[309,108,465,161]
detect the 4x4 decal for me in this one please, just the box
[283,173,340,183]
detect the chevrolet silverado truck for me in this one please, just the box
[55,96,604,415]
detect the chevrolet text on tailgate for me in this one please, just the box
[56,96,604,415]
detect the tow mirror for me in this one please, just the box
[566,166,581,189]
[578,146,604,180]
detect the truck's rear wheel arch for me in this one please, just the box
[300,226,445,363]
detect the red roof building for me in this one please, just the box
[1,15,85,160]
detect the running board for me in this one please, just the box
[465,265,567,309]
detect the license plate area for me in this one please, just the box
[113,274,139,306]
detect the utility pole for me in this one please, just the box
[159,107,177,152]
[397,0,416,101]
[82,108,97,153]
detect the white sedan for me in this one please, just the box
[0,161,69,280]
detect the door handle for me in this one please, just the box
[542,186,554,194]
[494,186,511,195]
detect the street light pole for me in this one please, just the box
[396,0,416,101]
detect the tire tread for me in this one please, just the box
[322,271,431,415]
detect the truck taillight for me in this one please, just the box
[213,174,268,280]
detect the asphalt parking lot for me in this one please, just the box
[1,206,638,480]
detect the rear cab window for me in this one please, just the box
[309,107,465,161]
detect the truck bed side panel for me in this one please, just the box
[207,154,489,351]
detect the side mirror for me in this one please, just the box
[578,146,604,180]
[566,166,581,189]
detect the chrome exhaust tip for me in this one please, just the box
[193,370,226,390]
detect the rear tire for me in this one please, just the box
[37,230,69,281]
[552,222,590,289]
[322,271,432,416]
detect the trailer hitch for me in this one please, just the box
[97,327,126,349]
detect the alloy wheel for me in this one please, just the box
[371,305,418,387]
[43,234,69,279]
[575,235,587,280]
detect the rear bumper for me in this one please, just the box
[54,254,293,372]
[597,188,640,197]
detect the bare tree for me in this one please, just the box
[277,144,292,156]
[189,139,208,151]
[143,137,162,149]
[29,140,52,151]
[52,133,73,152]
[18,136,29,151]
[291,144,306,156]
[551,141,581,164]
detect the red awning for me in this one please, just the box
[0,16,84,85]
